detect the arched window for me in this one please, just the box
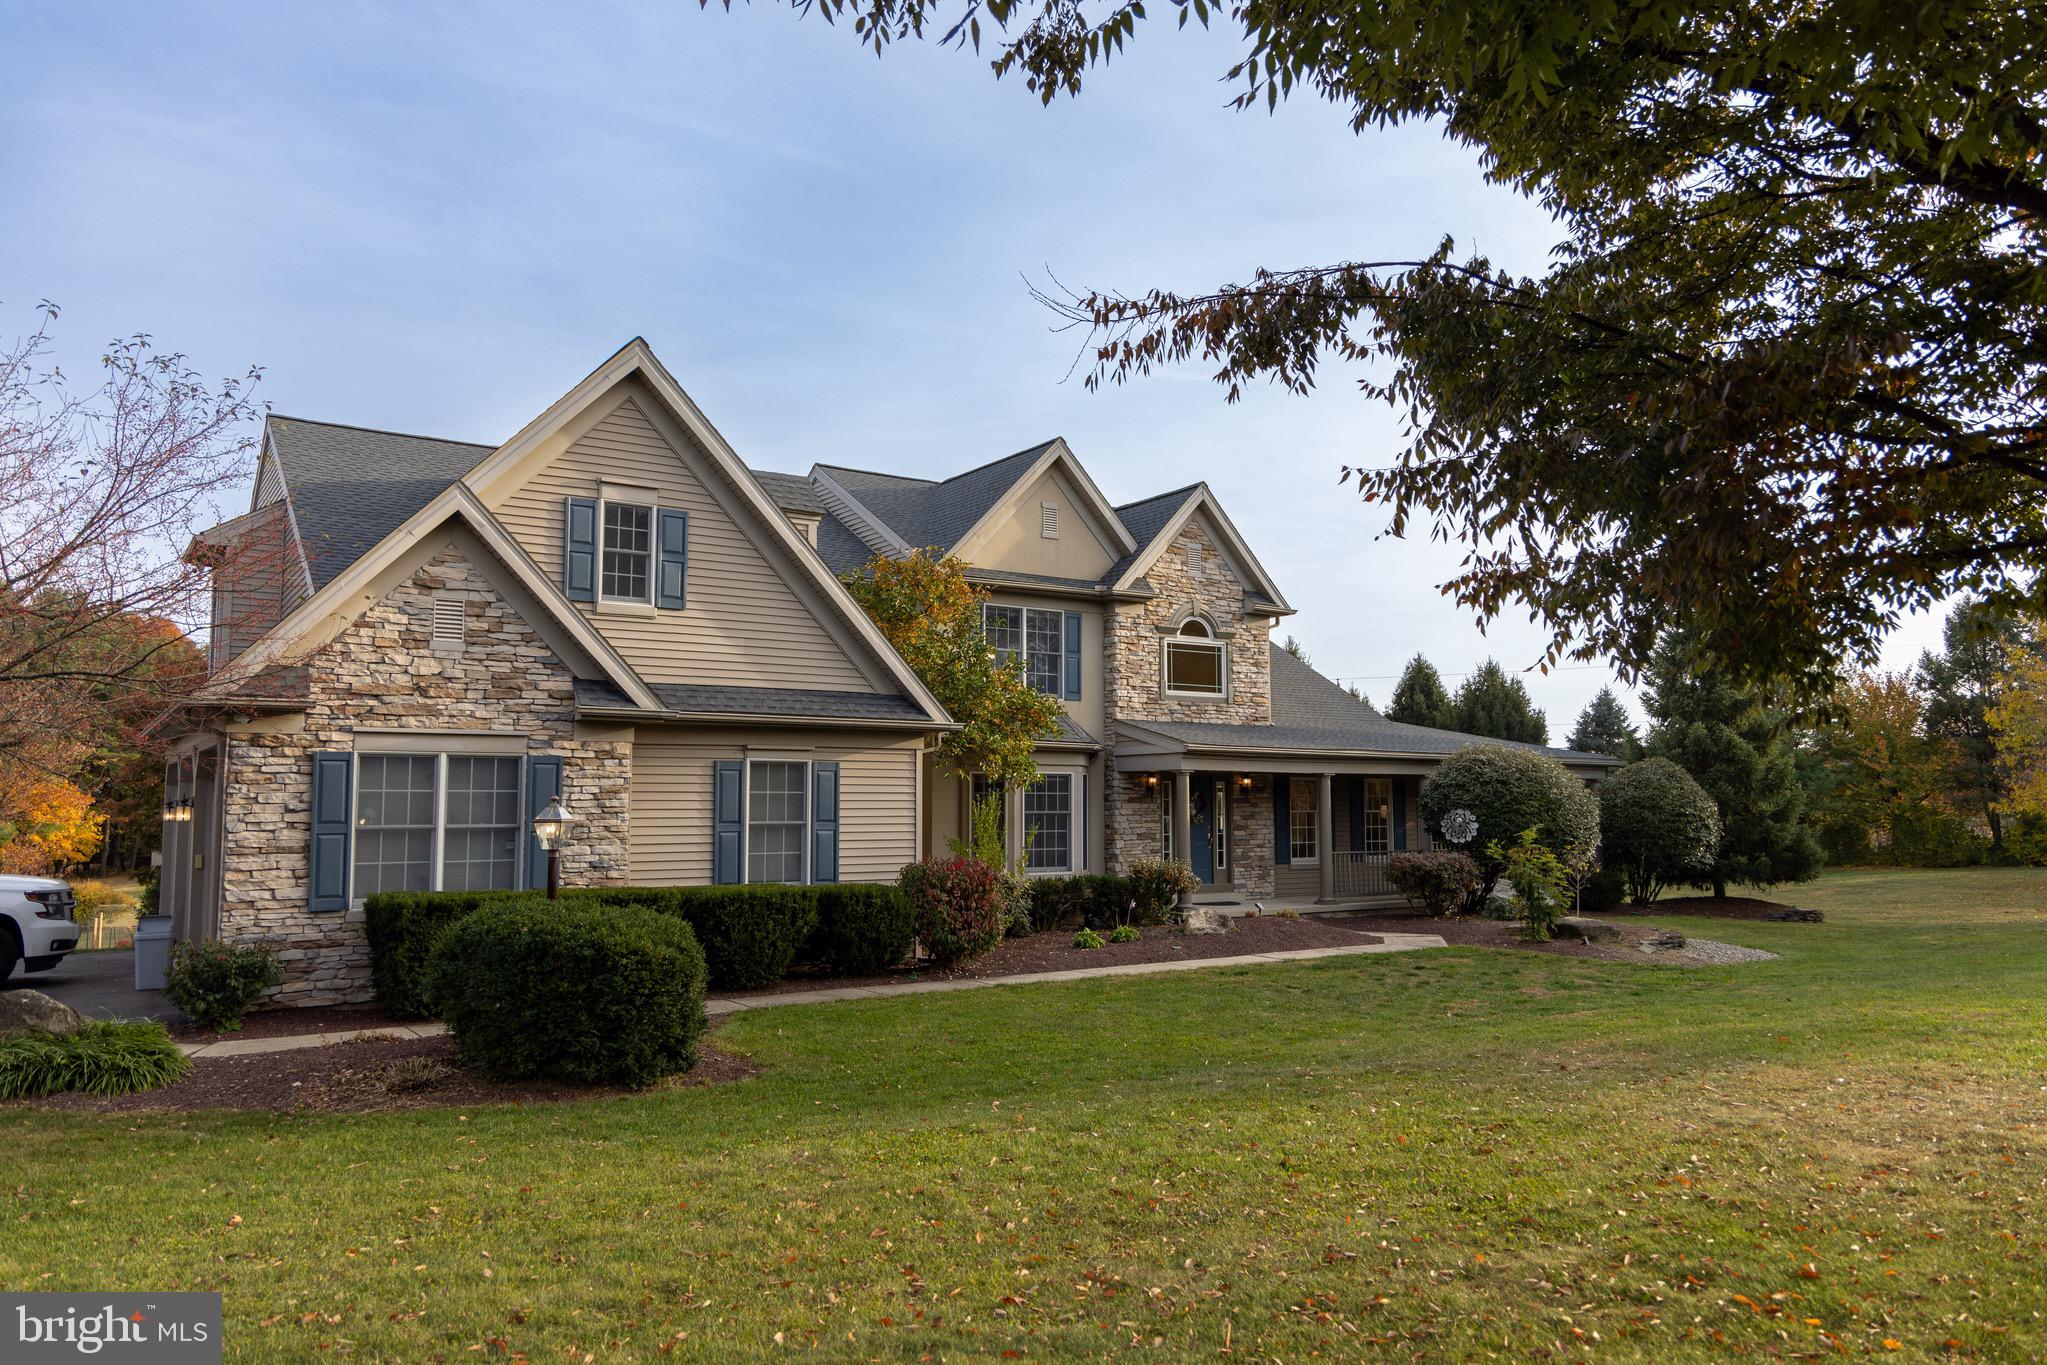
[1164,614,1227,697]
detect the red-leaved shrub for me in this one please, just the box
[898,856,1006,965]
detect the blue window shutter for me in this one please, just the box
[1392,779,1408,851]
[523,755,564,890]
[656,508,688,609]
[810,761,839,884]
[1273,776,1291,866]
[713,760,744,885]
[564,497,598,603]
[1349,777,1365,851]
[1062,611,1082,700]
[308,751,353,912]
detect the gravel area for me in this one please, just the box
[1671,937,1781,964]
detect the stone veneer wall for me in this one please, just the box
[218,549,630,1006]
[1103,517,1276,887]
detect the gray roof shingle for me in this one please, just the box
[816,440,1056,553]
[575,678,929,722]
[1115,646,1618,764]
[1103,485,1201,584]
[750,470,826,515]
[266,417,493,588]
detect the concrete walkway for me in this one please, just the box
[175,933,1446,1058]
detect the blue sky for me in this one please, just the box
[2,1,1944,733]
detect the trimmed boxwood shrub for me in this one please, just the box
[164,940,284,1031]
[427,899,708,1086]
[899,856,1005,964]
[366,890,527,1019]
[664,885,819,989]
[808,884,915,975]
[1578,866,1629,914]
[1126,858,1195,925]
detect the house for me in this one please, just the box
[159,340,1618,1005]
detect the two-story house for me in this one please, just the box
[158,340,1614,1005]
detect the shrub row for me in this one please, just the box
[366,882,915,1016]
[1025,860,1192,932]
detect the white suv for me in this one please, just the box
[0,875,81,983]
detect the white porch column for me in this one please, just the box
[1316,772,1336,903]
[1173,769,1194,907]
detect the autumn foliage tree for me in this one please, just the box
[841,550,1063,787]
[0,304,260,862]
[723,0,2047,695]
[1987,619,2047,834]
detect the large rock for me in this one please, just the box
[1556,916,1624,943]
[1766,907,1824,923]
[1179,906,1231,936]
[0,989,87,1037]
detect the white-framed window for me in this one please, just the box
[1164,617,1227,697]
[984,603,1065,696]
[747,760,809,884]
[1288,777,1319,863]
[601,500,653,602]
[352,752,523,897]
[1158,781,1173,859]
[1362,777,1393,854]
[1024,773,1075,873]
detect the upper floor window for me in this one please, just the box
[1164,617,1227,697]
[984,604,1066,697]
[601,501,653,602]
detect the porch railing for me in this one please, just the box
[1330,850,1398,899]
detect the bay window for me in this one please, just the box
[1023,773,1074,873]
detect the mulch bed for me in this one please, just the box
[32,1032,759,1115]
[1608,895,1815,921]
[711,914,1387,999]
[1323,910,1739,965]
[169,1004,403,1044]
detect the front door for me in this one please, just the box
[1187,776,1229,886]
[1189,780,1214,884]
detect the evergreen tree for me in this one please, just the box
[1386,654,1457,731]
[1643,633,1823,896]
[1566,687,1640,758]
[1916,598,2031,850]
[1453,660,1548,744]
[1282,635,1310,665]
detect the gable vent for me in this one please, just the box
[1040,502,1060,539]
[431,594,467,653]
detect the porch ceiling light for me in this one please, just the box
[532,797,573,851]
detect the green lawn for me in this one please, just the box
[7,868,2046,1361]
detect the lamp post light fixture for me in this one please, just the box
[531,797,573,900]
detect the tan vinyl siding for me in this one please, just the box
[629,730,920,886]
[493,392,876,691]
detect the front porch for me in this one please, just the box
[1110,758,1435,907]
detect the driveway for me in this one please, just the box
[5,949,184,1024]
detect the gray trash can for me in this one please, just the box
[133,915,173,991]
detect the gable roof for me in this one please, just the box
[1103,484,1202,585]
[814,441,1056,554]
[264,417,493,588]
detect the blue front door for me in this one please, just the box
[1189,779,1215,884]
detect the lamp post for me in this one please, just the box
[531,797,572,900]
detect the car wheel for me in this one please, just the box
[0,935,18,986]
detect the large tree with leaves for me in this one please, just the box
[842,550,1063,786]
[1453,660,1548,744]
[723,0,2047,694]
[1385,653,1457,731]
[1916,598,2032,849]
[1643,632,1823,894]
